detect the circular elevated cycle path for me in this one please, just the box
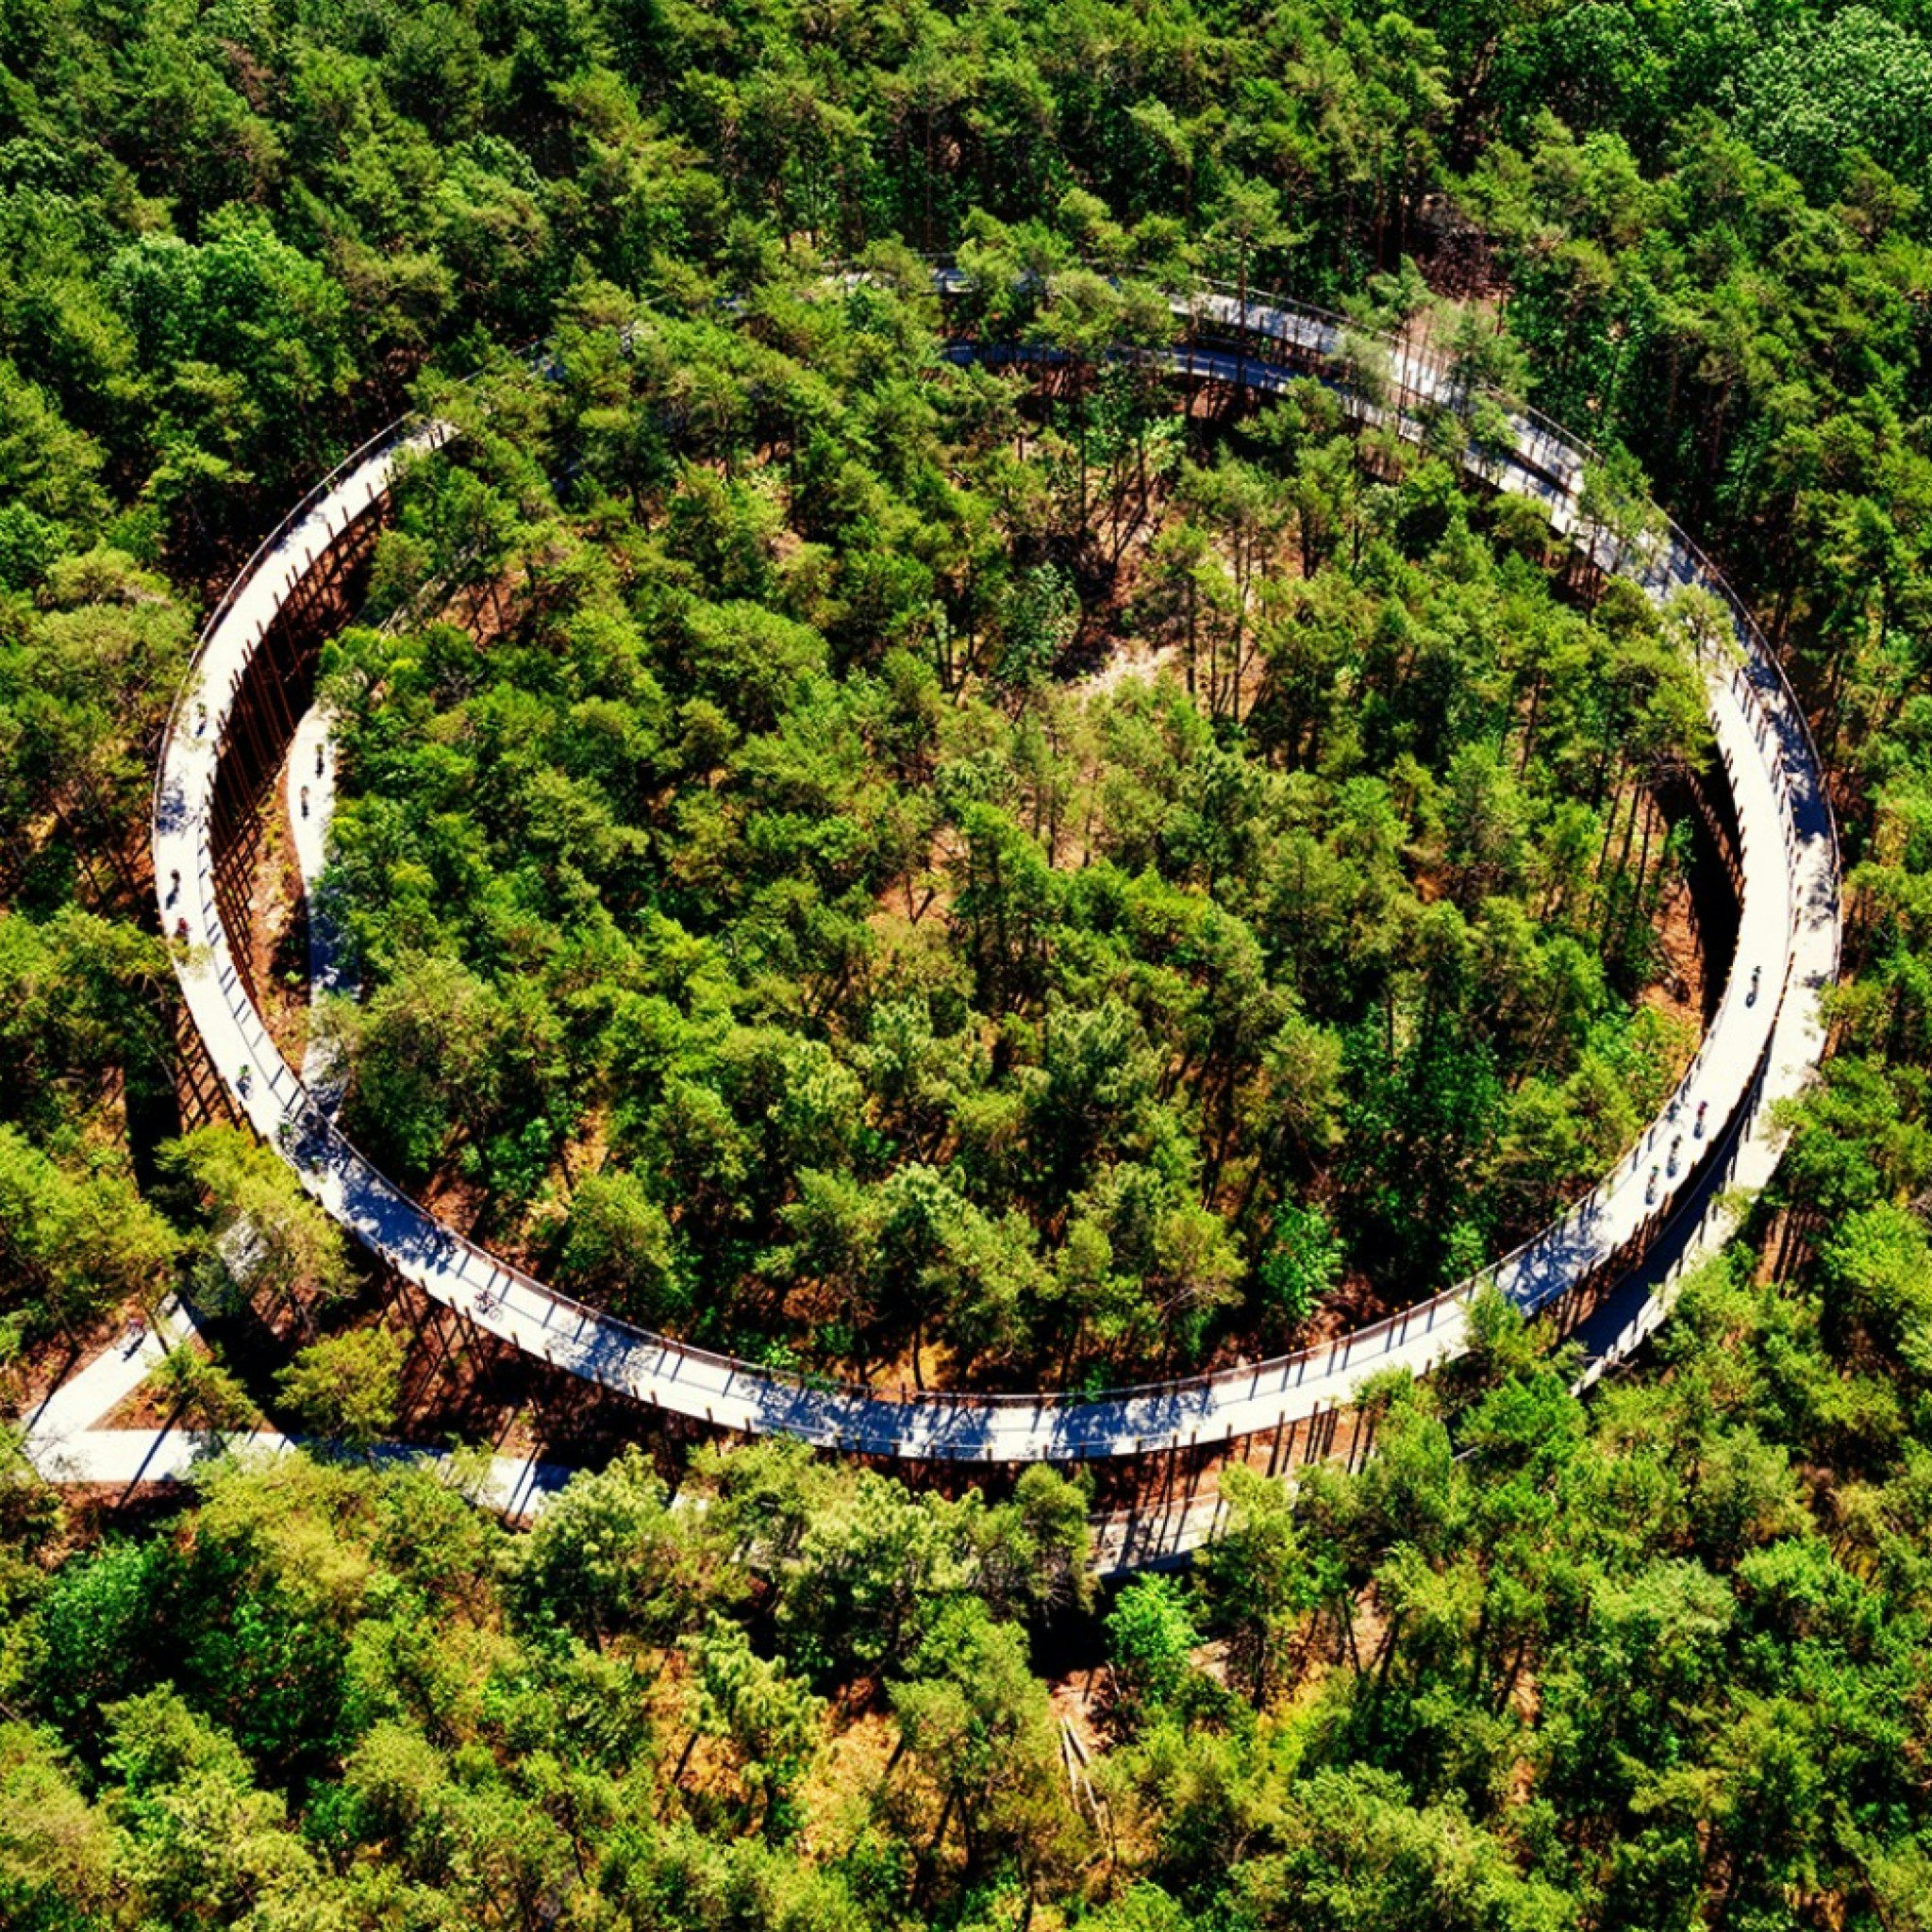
[152,288,1840,1472]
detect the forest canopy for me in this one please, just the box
[3,0,1932,1928]
[315,280,1709,1387]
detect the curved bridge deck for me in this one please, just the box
[151,284,1840,1496]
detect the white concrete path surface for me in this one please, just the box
[26,1424,572,1522]
[20,1297,196,1456]
[288,703,351,1112]
[136,284,1838,1514]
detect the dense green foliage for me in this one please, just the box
[8,1278,1932,1929]
[2,0,1932,1924]
[316,293,1704,1382]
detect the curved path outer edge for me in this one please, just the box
[150,290,1840,1474]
